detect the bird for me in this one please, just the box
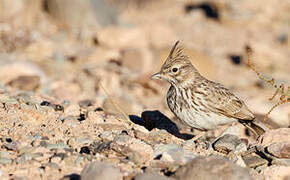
[151,41,266,140]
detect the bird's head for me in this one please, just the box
[152,41,199,86]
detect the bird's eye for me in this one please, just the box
[172,67,178,73]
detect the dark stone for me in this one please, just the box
[184,2,219,20]
[229,55,242,65]
[80,146,91,154]
[40,101,51,106]
[53,104,64,111]
[79,99,95,108]
[78,114,86,121]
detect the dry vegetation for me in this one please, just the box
[246,46,290,121]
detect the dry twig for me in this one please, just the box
[246,46,290,121]
[99,82,133,127]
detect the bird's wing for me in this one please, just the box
[205,83,255,121]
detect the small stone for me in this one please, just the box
[154,144,196,164]
[62,116,80,127]
[267,142,290,159]
[75,156,84,165]
[175,156,253,180]
[40,101,51,106]
[114,134,133,146]
[213,134,244,154]
[79,99,95,107]
[100,131,114,141]
[242,155,268,168]
[272,158,290,166]
[32,153,45,161]
[64,104,80,117]
[18,153,34,163]
[0,151,10,158]
[47,142,69,150]
[154,144,180,157]
[81,161,122,180]
[128,139,153,163]
[3,141,19,151]
[134,173,175,180]
[234,155,247,167]
[0,157,12,165]
[44,162,60,170]
[7,75,40,91]
[52,104,64,111]
[90,141,112,154]
[76,137,93,145]
[50,156,62,164]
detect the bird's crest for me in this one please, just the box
[163,41,190,68]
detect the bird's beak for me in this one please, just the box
[151,72,162,80]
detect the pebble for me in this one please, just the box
[100,131,114,141]
[212,134,245,154]
[79,99,95,107]
[89,141,112,154]
[16,153,34,163]
[81,161,122,180]
[75,137,93,145]
[0,157,12,165]
[47,142,69,150]
[0,151,10,158]
[127,139,153,164]
[64,104,80,117]
[7,75,40,91]
[61,116,80,127]
[50,156,62,164]
[154,144,196,164]
[75,156,84,165]
[114,134,133,146]
[271,158,290,166]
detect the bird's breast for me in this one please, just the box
[166,86,237,130]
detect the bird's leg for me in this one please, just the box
[191,131,206,142]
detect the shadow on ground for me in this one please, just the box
[129,110,194,140]
[62,173,81,180]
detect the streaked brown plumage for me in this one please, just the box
[152,41,265,138]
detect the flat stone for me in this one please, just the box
[242,155,268,168]
[212,134,245,154]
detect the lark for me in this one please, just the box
[152,41,266,139]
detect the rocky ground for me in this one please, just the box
[0,0,289,179]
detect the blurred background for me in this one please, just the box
[0,0,289,127]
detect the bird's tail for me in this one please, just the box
[239,120,271,139]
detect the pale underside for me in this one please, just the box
[167,80,255,131]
